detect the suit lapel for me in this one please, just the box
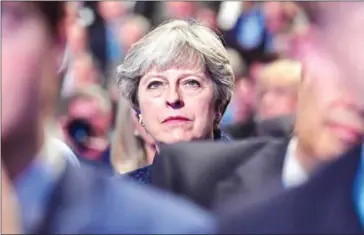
[239,138,290,195]
[308,144,363,233]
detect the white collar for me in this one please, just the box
[282,137,309,188]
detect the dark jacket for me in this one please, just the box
[36,162,215,234]
[151,137,284,209]
[127,130,232,184]
[212,138,289,213]
[222,114,294,140]
[219,145,363,234]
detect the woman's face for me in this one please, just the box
[137,66,216,145]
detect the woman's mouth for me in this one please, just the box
[162,116,191,125]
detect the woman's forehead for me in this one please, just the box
[143,65,206,79]
[145,59,206,76]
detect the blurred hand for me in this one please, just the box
[1,167,21,234]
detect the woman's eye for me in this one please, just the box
[184,79,201,88]
[147,81,163,89]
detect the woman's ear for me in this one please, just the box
[134,109,140,118]
[213,104,224,129]
[133,109,143,125]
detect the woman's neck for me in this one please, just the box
[145,144,157,164]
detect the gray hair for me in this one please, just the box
[116,19,235,113]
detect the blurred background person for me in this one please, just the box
[220,48,249,126]
[104,14,152,87]
[222,55,295,140]
[118,14,152,55]
[65,2,79,27]
[262,2,296,56]
[62,53,104,97]
[220,48,256,139]
[111,95,156,174]
[60,85,113,173]
[255,59,300,121]
[196,6,218,31]
[72,53,103,87]
[97,1,127,76]
[223,1,266,64]
[163,1,198,22]
[117,19,234,183]
[67,22,88,56]
[220,2,364,234]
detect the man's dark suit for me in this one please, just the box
[152,137,289,210]
[35,162,214,234]
[222,115,294,140]
[212,138,290,213]
[219,145,363,234]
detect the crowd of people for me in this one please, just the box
[55,1,312,172]
[2,1,364,234]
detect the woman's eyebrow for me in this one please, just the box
[141,71,207,85]
[140,75,166,84]
[178,72,206,80]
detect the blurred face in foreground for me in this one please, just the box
[294,2,364,166]
[1,2,65,176]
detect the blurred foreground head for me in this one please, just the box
[299,2,364,98]
[1,2,66,178]
[294,2,364,164]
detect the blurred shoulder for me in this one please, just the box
[50,138,80,167]
[219,148,363,234]
[89,172,216,233]
[59,163,214,233]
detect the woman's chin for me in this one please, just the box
[157,135,195,145]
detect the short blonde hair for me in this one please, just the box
[116,19,234,113]
[258,59,302,88]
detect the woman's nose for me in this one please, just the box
[165,87,184,109]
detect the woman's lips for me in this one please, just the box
[162,116,191,125]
